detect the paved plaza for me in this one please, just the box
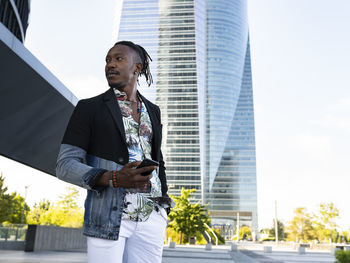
[0,244,336,263]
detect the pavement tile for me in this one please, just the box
[0,244,338,263]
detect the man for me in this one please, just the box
[56,41,171,263]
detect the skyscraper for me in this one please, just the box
[117,0,257,232]
[0,0,30,42]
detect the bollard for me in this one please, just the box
[264,246,272,253]
[298,246,305,254]
[205,243,212,251]
[231,244,238,252]
[331,248,340,255]
[169,242,176,249]
[189,237,196,245]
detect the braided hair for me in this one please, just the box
[114,41,153,87]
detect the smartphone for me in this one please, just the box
[137,158,159,176]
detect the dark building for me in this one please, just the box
[0,1,77,175]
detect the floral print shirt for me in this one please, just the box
[113,88,162,222]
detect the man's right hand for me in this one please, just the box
[116,161,155,188]
[97,161,156,188]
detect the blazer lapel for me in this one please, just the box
[140,92,161,159]
[103,89,126,143]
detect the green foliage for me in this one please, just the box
[340,231,349,243]
[195,232,207,245]
[165,227,182,244]
[312,202,339,243]
[285,203,343,243]
[210,228,225,244]
[0,174,11,222]
[335,250,350,263]
[0,173,8,195]
[0,174,30,224]
[7,193,30,224]
[239,225,252,240]
[261,237,276,242]
[286,207,314,243]
[269,220,286,241]
[260,228,270,234]
[168,188,211,244]
[26,200,51,225]
[27,186,83,228]
[166,226,225,245]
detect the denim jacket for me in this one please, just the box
[55,89,168,240]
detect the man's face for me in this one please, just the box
[105,45,138,89]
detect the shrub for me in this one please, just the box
[335,250,350,263]
[209,228,225,245]
[262,237,275,242]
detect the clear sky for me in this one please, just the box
[1,0,349,230]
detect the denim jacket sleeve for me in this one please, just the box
[56,144,107,194]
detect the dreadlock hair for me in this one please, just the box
[114,41,153,87]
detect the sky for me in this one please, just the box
[0,0,349,230]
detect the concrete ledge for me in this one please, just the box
[298,246,306,254]
[230,244,238,252]
[25,225,86,252]
[169,241,176,249]
[205,243,212,250]
[0,241,25,250]
[263,246,272,253]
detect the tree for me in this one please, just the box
[312,202,339,243]
[269,220,286,241]
[168,188,211,244]
[7,193,30,224]
[27,186,83,228]
[0,174,11,222]
[340,231,349,244]
[26,199,51,225]
[286,207,315,243]
[239,225,252,240]
[0,174,30,224]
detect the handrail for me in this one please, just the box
[204,230,211,243]
[204,223,218,246]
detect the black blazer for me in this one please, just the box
[62,88,168,195]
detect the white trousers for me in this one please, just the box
[87,208,167,263]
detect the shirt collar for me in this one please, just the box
[113,88,127,101]
[113,88,143,103]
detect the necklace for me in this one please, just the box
[129,100,141,113]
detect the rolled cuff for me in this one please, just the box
[56,144,107,194]
[82,167,107,193]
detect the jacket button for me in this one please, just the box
[112,206,118,211]
[118,157,124,163]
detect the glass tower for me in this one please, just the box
[117,0,257,231]
[0,0,30,42]
[205,0,258,232]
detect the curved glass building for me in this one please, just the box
[0,0,31,42]
[205,0,258,233]
[117,0,257,233]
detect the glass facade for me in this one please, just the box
[117,0,257,231]
[205,0,258,232]
[118,0,205,201]
[0,0,30,42]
